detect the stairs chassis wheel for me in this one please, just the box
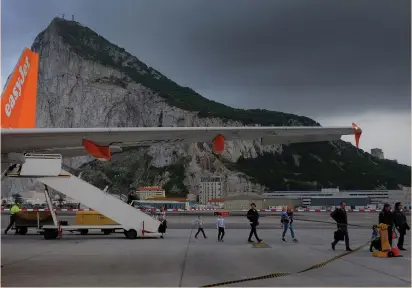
[44,229,58,240]
[125,229,138,239]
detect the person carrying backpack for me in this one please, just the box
[246,203,262,243]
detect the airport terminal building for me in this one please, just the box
[261,187,411,209]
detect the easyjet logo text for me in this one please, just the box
[4,56,31,117]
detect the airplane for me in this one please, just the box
[0,47,363,239]
[1,47,362,170]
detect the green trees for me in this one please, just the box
[235,142,411,190]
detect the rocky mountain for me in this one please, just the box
[2,18,410,197]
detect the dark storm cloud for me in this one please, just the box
[2,0,411,118]
[187,0,411,117]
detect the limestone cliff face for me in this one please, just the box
[3,18,283,196]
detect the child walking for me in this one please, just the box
[369,224,381,252]
[195,216,207,239]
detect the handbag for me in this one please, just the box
[334,229,344,241]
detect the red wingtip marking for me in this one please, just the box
[82,139,111,160]
[352,122,362,148]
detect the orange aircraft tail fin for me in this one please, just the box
[1,48,39,129]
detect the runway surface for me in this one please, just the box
[3,212,410,230]
[1,214,411,287]
[1,213,384,230]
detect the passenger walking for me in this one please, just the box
[217,215,225,242]
[158,207,167,239]
[127,191,134,205]
[247,203,262,243]
[330,202,352,251]
[379,203,394,247]
[393,202,410,250]
[159,206,166,220]
[195,216,207,239]
[4,202,20,235]
[281,207,298,243]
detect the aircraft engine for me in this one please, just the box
[212,135,225,155]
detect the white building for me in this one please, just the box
[388,187,411,207]
[208,198,225,208]
[371,148,384,159]
[135,187,165,200]
[262,188,406,208]
[199,176,223,204]
[186,193,198,202]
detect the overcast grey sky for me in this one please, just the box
[1,0,411,165]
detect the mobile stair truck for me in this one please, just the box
[4,154,162,240]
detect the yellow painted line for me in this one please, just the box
[201,241,370,287]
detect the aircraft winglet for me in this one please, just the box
[352,122,362,148]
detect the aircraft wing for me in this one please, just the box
[1,125,361,160]
[0,48,362,162]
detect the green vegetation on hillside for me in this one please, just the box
[77,149,188,197]
[235,142,411,190]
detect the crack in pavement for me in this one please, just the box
[178,227,194,287]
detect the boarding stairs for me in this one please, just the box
[4,154,161,235]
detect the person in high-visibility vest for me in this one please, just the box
[4,202,20,235]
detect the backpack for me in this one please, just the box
[247,210,257,223]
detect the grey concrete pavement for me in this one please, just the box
[3,212,397,228]
[1,228,410,287]
[2,214,379,232]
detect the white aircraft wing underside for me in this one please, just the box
[1,126,357,157]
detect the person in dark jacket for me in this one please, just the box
[330,202,352,251]
[246,203,262,243]
[393,202,410,250]
[378,203,394,247]
[127,191,135,205]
